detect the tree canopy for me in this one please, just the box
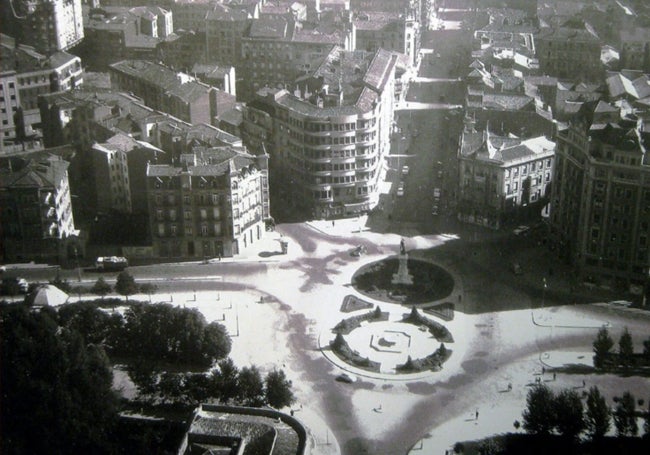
[115,271,138,301]
[265,369,295,409]
[593,326,614,369]
[585,386,610,440]
[120,302,231,368]
[0,304,118,454]
[522,384,556,435]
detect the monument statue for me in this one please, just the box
[393,238,413,285]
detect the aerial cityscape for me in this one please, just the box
[1,0,650,454]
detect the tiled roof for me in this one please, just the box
[249,18,289,39]
[0,156,69,190]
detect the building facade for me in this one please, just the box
[0,154,80,263]
[535,25,602,81]
[550,110,650,293]
[1,34,82,153]
[5,0,84,55]
[242,47,396,219]
[457,124,555,229]
[109,59,233,126]
[146,147,269,258]
[354,11,420,67]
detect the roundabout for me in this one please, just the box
[351,256,455,305]
[321,250,458,380]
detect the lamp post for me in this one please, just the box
[73,246,81,282]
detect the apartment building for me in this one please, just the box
[0,154,80,263]
[109,59,235,125]
[550,103,650,292]
[239,16,354,101]
[457,123,555,229]
[2,0,84,55]
[535,24,602,81]
[205,3,257,67]
[82,5,174,69]
[146,147,269,258]
[0,34,82,153]
[242,46,396,219]
[354,11,420,67]
[619,27,650,73]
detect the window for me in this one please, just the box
[171,225,177,236]
[158,223,165,236]
[201,225,208,236]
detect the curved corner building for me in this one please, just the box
[243,46,397,219]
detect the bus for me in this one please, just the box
[95,256,129,271]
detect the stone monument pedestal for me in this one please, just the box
[392,253,413,285]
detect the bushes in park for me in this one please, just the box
[396,343,451,373]
[592,326,650,373]
[329,333,381,372]
[402,306,454,343]
[333,305,389,335]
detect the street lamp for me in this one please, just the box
[73,246,81,282]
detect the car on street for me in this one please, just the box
[401,165,410,176]
[608,300,633,308]
[397,182,405,197]
[432,204,439,215]
[513,225,531,236]
[510,262,523,275]
[335,373,357,383]
[350,245,367,257]
[433,188,441,199]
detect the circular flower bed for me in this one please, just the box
[351,258,454,304]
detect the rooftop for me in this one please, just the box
[0,34,79,74]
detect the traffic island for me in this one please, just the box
[351,257,454,305]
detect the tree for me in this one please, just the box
[618,327,634,368]
[643,336,650,363]
[49,275,72,293]
[643,399,650,437]
[237,366,265,407]
[331,333,346,351]
[0,304,118,453]
[91,277,112,299]
[212,358,239,403]
[554,389,585,440]
[585,386,611,440]
[139,282,158,302]
[614,391,638,436]
[593,326,614,368]
[115,270,138,302]
[265,369,295,409]
[119,303,230,368]
[522,384,556,435]
[57,301,123,346]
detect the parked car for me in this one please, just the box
[433,188,441,199]
[401,165,410,176]
[432,204,439,215]
[513,225,530,236]
[335,373,357,383]
[350,245,367,257]
[397,182,405,197]
[510,262,523,275]
[608,300,632,308]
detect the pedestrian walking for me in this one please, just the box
[582,379,586,388]
[475,410,479,420]
[553,372,556,381]
[508,383,512,391]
